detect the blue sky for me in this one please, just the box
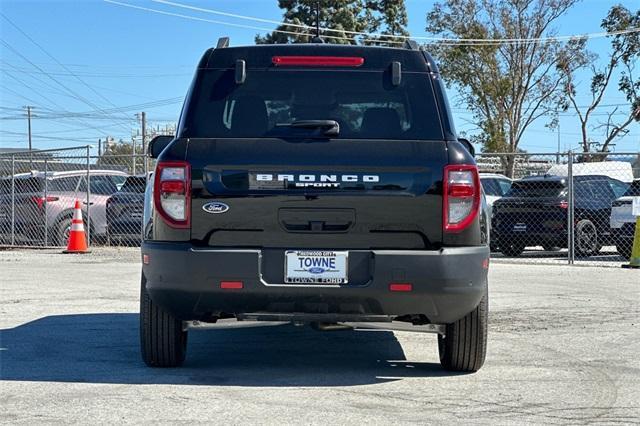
[0,0,638,153]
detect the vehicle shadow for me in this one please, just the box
[0,314,457,387]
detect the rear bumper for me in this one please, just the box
[141,242,489,325]
[495,231,567,246]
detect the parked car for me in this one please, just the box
[546,160,634,185]
[492,175,624,257]
[0,170,128,246]
[106,174,148,245]
[610,178,640,259]
[480,173,512,251]
[140,39,490,371]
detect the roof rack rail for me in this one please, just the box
[216,37,230,49]
[403,39,419,50]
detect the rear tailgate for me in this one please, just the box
[188,138,446,249]
[493,197,567,235]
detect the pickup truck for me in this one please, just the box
[141,38,490,372]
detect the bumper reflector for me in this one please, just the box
[220,281,244,289]
[389,283,412,292]
[142,254,149,265]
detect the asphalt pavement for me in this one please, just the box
[0,248,638,424]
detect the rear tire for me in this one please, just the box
[54,217,72,247]
[575,219,600,257]
[438,289,488,372]
[140,273,187,367]
[500,242,525,257]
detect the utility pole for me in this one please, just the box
[25,106,33,151]
[25,106,33,168]
[141,111,146,154]
[556,119,561,164]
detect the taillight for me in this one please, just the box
[272,56,364,67]
[31,196,58,209]
[443,164,480,232]
[153,161,191,228]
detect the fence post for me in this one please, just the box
[567,151,574,265]
[86,146,91,247]
[142,153,148,241]
[10,155,15,246]
[44,159,48,247]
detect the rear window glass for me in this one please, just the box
[50,176,80,192]
[481,178,502,196]
[505,180,567,198]
[120,177,146,193]
[0,177,43,194]
[622,180,640,197]
[183,69,443,140]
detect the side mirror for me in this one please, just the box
[147,135,174,159]
[458,137,475,157]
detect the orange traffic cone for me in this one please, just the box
[63,200,89,254]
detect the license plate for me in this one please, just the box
[285,250,348,284]
[513,223,527,232]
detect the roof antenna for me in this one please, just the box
[311,1,324,43]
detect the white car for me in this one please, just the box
[480,173,513,251]
[480,173,513,214]
[610,179,640,259]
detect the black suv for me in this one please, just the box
[106,175,147,245]
[492,175,624,257]
[141,40,490,372]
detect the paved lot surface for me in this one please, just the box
[1,248,638,425]
[492,245,628,268]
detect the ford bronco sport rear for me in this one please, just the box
[140,39,490,372]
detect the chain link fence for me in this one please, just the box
[478,151,640,266]
[1,146,638,266]
[0,147,151,248]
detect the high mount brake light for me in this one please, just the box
[154,161,191,228]
[443,164,480,233]
[271,56,365,67]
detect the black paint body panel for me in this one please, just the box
[143,43,489,324]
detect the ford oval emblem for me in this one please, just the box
[308,267,325,274]
[202,201,229,214]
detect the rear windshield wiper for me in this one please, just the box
[275,120,340,137]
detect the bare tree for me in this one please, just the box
[426,0,585,176]
[559,5,640,154]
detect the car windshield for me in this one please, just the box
[183,69,443,140]
[622,180,640,197]
[505,180,566,198]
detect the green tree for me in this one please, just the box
[256,0,408,46]
[558,5,640,154]
[96,140,144,174]
[425,0,583,176]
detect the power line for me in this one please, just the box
[0,65,191,78]
[0,40,133,133]
[1,13,136,132]
[1,69,132,137]
[149,0,640,45]
[102,0,404,45]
